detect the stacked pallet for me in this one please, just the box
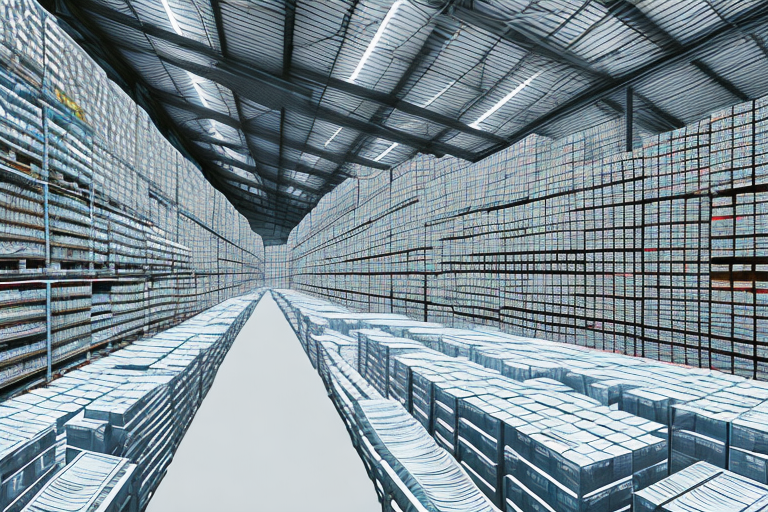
[20,451,136,512]
[77,292,261,508]
[48,188,92,269]
[0,285,47,388]
[0,290,262,512]
[274,289,768,511]
[670,382,768,473]
[633,461,768,512]
[274,291,673,511]
[356,399,500,512]
[50,282,91,365]
[279,303,501,511]
[0,176,44,264]
[0,0,265,397]
[0,424,57,511]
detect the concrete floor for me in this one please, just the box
[145,293,380,512]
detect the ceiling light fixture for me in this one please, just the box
[161,1,237,149]
[374,142,398,162]
[161,0,184,36]
[327,1,409,147]
[349,0,407,83]
[469,71,542,130]
[324,127,343,147]
[424,80,456,107]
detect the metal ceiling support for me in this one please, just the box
[275,0,296,213]
[326,25,455,193]
[599,0,681,52]
[241,122,390,170]
[472,1,768,161]
[277,108,287,202]
[146,88,390,170]
[750,34,768,60]
[632,92,685,131]
[76,0,497,145]
[152,87,243,129]
[597,96,682,134]
[449,3,611,81]
[291,68,505,144]
[196,137,340,182]
[209,0,228,55]
[78,0,312,104]
[602,0,749,102]
[155,51,474,160]
[189,133,248,152]
[197,148,333,192]
[214,163,318,199]
[209,0,277,214]
[691,59,749,101]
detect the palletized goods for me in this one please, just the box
[0,0,265,395]
[0,290,264,512]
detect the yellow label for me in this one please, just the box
[55,89,87,122]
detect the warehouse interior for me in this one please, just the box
[2,0,768,510]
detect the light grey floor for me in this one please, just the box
[145,293,380,512]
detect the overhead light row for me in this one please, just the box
[325,0,410,149]
[162,0,249,164]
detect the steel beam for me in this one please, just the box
[75,0,497,144]
[473,1,768,161]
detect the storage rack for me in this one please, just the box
[0,2,265,398]
[288,96,768,382]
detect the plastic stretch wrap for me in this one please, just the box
[356,399,499,512]
[21,451,136,512]
[633,461,768,512]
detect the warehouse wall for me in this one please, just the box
[264,245,290,288]
[0,0,264,394]
[287,98,768,381]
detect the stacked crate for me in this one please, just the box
[50,282,91,364]
[0,285,46,389]
[274,290,678,512]
[280,76,768,388]
[0,0,264,400]
[48,187,92,269]
[670,381,768,473]
[634,461,768,511]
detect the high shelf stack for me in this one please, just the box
[287,86,768,383]
[0,0,264,397]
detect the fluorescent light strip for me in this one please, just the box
[423,80,456,107]
[349,0,408,83]
[324,127,343,147]
[330,1,409,147]
[374,142,398,162]
[161,0,184,36]
[469,71,542,130]
[161,2,232,146]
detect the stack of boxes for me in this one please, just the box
[0,0,265,396]
[0,290,264,512]
[20,451,137,512]
[634,461,768,512]
[670,382,768,473]
[275,289,768,512]
[274,290,677,512]
[286,64,768,386]
[274,290,502,512]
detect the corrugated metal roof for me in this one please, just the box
[41,0,768,244]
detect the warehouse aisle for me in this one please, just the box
[145,293,380,512]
